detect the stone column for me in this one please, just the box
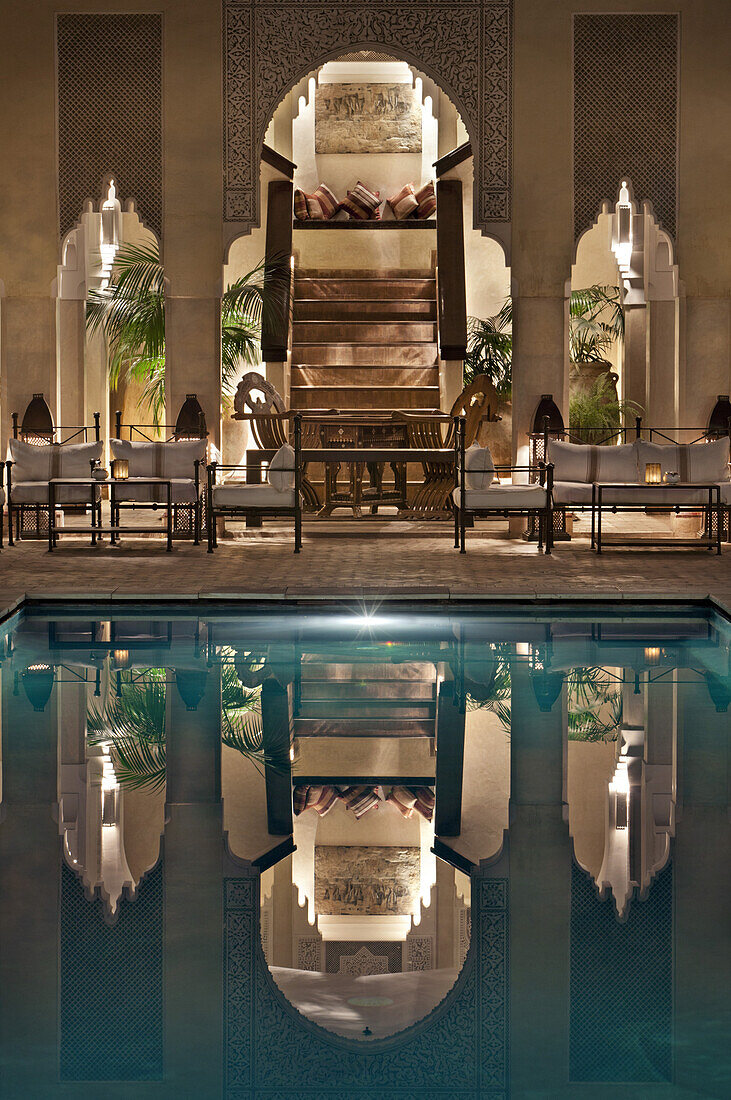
[0,667,60,1095]
[683,298,731,428]
[0,5,58,450]
[673,678,730,1090]
[508,660,571,1093]
[623,306,648,415]
[164,665,223,1095]
[271,854,294,968]
[163,1,223,454]
[646,298,679,428]
[57,296,86,430]
[437,96,458,159]
[510,4,572,465]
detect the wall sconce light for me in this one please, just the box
[609,764,630,830]
[644,647,661,666]
[112,649,131,670]
[20,393,54,445]
[111,458,129,480]
[611,180,633,273]
[644,463,662,484]
[174,394,207,441]
[22,664,55,711]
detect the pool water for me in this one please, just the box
[0,600,728,1098]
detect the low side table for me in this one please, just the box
[591,482,722,554]
[48,478,173,551]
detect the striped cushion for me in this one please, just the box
[339,785,381,818]
[293,785,309,815]
[413,180,437,219]
[294,189,310,220]
[387,183,418,219]
[305,785,339,816]
[312,183,339,219]
[413,786,435,822]
[340,181,381,220]
[387,786,417,818]
[305,193,324,219]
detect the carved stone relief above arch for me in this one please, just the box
[223,0,512,235]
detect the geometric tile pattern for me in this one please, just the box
[224,871,508,1098]
[223,1,512,233]
[573,14,679,243]
[59,861,164,1081]
[56,14,163,240]
[325,940,402,974]
[570,860,673,1083]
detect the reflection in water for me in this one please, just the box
[0,604,728,1094]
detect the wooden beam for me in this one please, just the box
[260,678,293,836]
[434,678,466,836]
[261,143,296,179]
[436,179,467,361]
[261,179,293,362]
[433,140,473,178]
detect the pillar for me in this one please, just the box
[0,666,60,1095]
[271,854,294,968]
[0,6,58,450]
[683,298,731,428]
[646,298,679,428]
[163,1,223,454]
[508,660,570,1093]
[673,677,730,1090]
[511,4,572,464]
[164,665,223,1095]
[57,297,86,430]
[437,96,458,159]
[623,306,647,414]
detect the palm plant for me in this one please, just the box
[569,374,642,443]
[464,300,512,396]
[86,241,291,426]
[569,284,624,363]
[87,662,290,793]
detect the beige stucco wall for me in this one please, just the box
[0,0,729,453]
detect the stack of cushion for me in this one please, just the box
[294,183,340,220]
[547,436,731,506]
[340,180,382,220]
[386,785,435,821]
[292,783,435,820]
[387,180,437,220]
[8,437,103,503]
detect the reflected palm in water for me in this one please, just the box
[0,605,728,1095]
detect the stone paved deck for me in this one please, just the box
[0,525,729,612]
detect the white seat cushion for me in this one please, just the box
[212,483,296,509]
[553,481,594,505]
[453,484,548,510]
[636,438,730,484]
[267,443,296,492]
[546,439,639,483]
[11,481,100,504]
[8,438,103,481]
[111,477,198,504]
[464,442,495,489]
[110,437,206,478]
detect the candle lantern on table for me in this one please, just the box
[644,462,662,484]
[111,458,129,480]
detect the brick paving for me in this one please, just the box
[0,520,729,612]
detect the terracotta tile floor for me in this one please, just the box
[1,511,729,610]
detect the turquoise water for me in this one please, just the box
[0,601,728,1098]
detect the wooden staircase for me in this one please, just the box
[291,268,440,413]
[294,660,437,738]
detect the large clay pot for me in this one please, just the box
[570,360,619,403]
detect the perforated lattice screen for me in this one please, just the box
[60,861,164,1081]
[570,861,672,1083]
[573,14,678,242]
[56,14,163,239]
[325,940,403,973]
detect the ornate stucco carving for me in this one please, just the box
[223,0,512,235]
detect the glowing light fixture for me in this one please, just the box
[612,180,633,273]
[609,761,630,830]
[111,458,129,480]
[644,463,662,484]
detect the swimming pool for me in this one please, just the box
[0,598,728,1097]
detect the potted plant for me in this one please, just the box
[569,284,624,405]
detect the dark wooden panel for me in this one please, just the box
[261,179,293,362]
[435,180,467,361]
[261,678,293,836]
[434,679,466,837]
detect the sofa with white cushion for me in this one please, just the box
[109,436,206,542]
[453,435,554,553]
[546,435,730,538]
[6,437,104,543]
[206,416,302,553]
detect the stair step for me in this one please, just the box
[293,321,436,344]
[298,701,435,719]
[301,662,435,679]
[294,300,436,321]
[291,388,440,410]
[295,277,436,301]
[296,268,434,280]
[291,366,439,387]
[291,344,438,366]
[299,679,435,700]
[294,718,434,738]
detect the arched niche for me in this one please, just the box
[223,0,511,236]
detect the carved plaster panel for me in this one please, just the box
[223,1,512,234]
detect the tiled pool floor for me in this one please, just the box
[0,525,729,610]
